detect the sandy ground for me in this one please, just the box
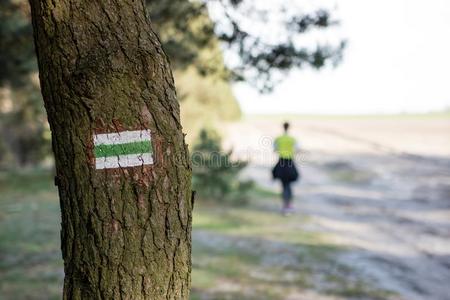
[223,117,450,300]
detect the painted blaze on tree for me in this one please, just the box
[93,129,154,169]
[29,0,192,299]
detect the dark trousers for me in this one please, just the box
[281,181,293,207]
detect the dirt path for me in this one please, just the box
[225,118,450,300]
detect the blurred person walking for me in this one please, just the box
[272,122,300,215]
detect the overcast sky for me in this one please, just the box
[232,0,450,115]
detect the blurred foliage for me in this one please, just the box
[0,1,49,168]
[192,128,254,204]
[147,0,345,91]
[0,82,51,168]
[0,1,35,88]
[147,2,242,142]
[147,0,217,71]
[176,66,241,144]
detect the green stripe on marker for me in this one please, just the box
[94,141,152,158]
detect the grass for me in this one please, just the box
[0,170,396,300]
[325,274,396,300]
[0,169,62,300]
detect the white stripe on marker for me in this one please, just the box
[94,130,152,146]
[95,153,154,170]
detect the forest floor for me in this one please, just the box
[1,115,449,300]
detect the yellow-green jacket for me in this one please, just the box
[274,134,299,159]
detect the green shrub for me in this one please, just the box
[191,128,253,205]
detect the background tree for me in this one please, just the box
[0,1,49,167]
[147,0,345,91]
[192,128,253,204]
[29,0,192,298]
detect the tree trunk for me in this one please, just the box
[29,1,192,299]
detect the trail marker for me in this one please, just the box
[93,130,154,169]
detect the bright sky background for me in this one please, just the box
[232,0,450,115]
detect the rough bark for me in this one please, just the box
[29,1,192,299]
